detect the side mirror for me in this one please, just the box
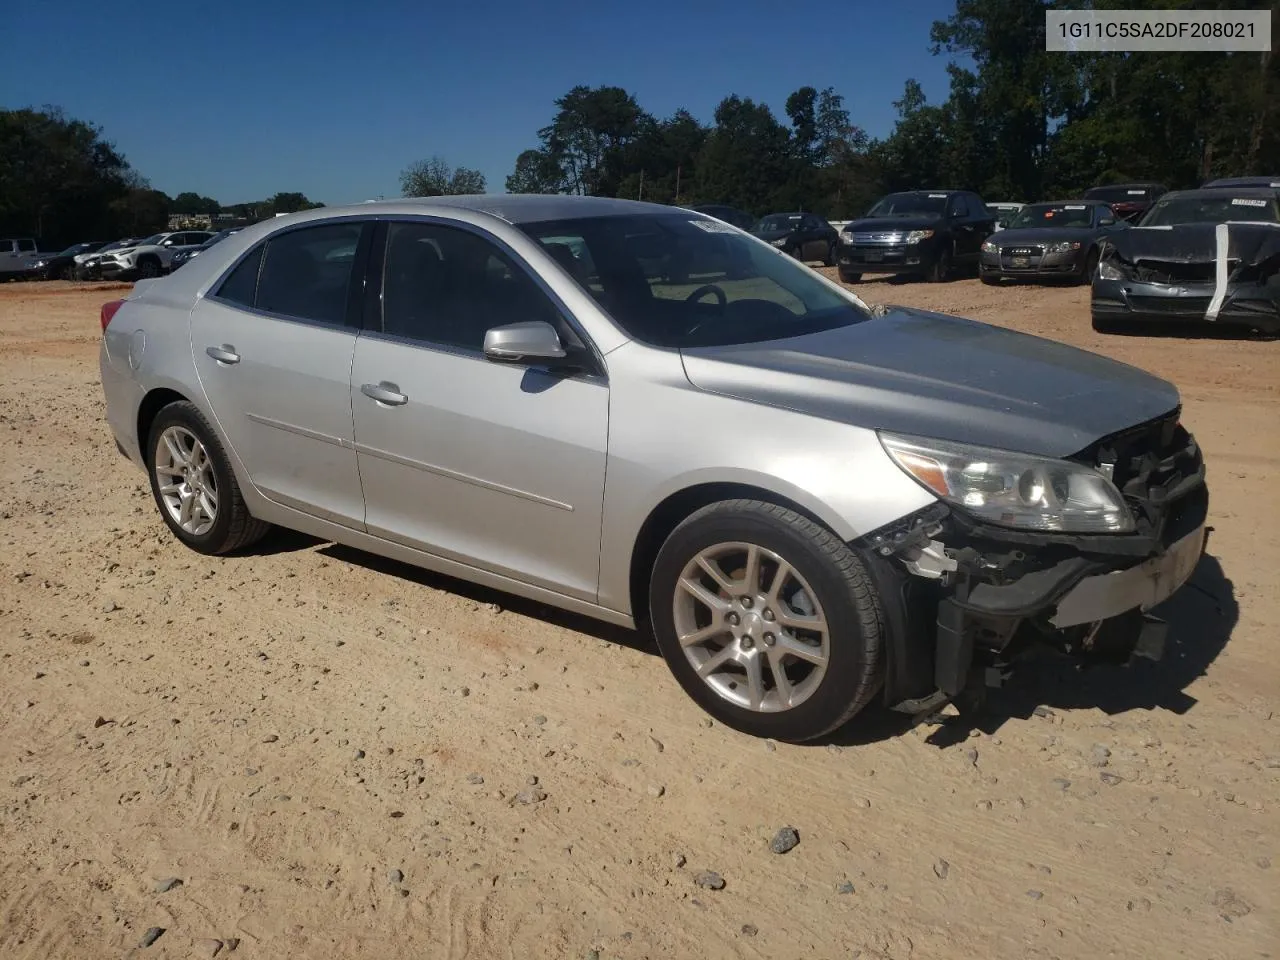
[483,321,568,364]
[1098,217,1115,226]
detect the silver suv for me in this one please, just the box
[98,196,1208,741]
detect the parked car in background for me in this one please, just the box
[688,204,756,231]
[1,238,43,280]
[1092,187,1280,334]
[170,228,243,271]
[985,202,1025,231]
[980,201,1126,285]
[98,194,1208,741]
[837,190,996,283]
[752,212,838,265]
[76,238,144,281]
[28,241,107,280]
[1082,182,1167,223]
[98,231,214,280]
[1201,176,1280,193]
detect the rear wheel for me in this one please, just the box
[649,499,883,742]
[146,401,270,554]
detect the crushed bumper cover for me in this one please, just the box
[864,409,1210,712]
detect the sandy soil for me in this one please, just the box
[1,276,1276,959]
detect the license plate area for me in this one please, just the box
[1012,256,1030,268]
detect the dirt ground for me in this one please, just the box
[1,276,1275,960]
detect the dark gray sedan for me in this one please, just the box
[980,202,1126,284]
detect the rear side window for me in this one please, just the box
[215,245,264,308]
[948,196,970,217]
[256,223,363,326]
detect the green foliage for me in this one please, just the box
[400,157,487,197]
[171,191,221,215]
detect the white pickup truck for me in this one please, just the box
[0,238,43,280]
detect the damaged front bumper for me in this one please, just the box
[861,411,1209,715]
[1093,277,1280,332]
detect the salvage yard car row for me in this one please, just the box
[1,227,243,281]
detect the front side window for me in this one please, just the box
[380,221,561,351]
[520,214,869,348]
[256,222,363,325]
[18,239,37,252]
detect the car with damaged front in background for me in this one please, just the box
[99,195,1208,741]
[1092,187,1280,336]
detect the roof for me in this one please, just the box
[1158,187,1280,200]
[1202,176,1280,188]
[325,194,679,225]
[1085,182,1166,189]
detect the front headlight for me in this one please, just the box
[840,233,854,245]
[1046,241,1082,254]
[1096,258,1126,281]
[879,433,1134,533]
[981,240,997,254]
[770,238,787,247]
[905,230,934,244]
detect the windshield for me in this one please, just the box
[58,243,90,256]
[1139,195,1280,227]
[866,193,948,217]
[519,214,869,348]
[756,214,802,232]
[1007,203,1096,229]
[138,234,166,246]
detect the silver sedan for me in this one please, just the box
[100,195,1207,741]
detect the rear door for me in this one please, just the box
[349,219,609,601]
[189,220,370,528]
[946,194,979,261]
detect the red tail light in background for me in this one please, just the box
[100,299,125,332]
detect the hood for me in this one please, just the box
[843,216,943,234]
[1105,222,1280,262]
[993,226,1095,245]
[679,307,1179,458]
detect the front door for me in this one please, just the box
[189,221,368,528]
[350,220,609,601]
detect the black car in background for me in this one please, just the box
[752,212,838,265]
[27,241,106,280]
[169,227,243,270]
[1082,182,1167,223]
[688,204,756,231]
[837,190,995,283]
[1201,176,1280,192]
[979,201,1126,284]
[1091,187,1280,334]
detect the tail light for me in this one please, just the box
[100,299,125,332]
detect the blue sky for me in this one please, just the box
[3,0,959,205]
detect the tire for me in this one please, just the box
[822,242,836,267]
[648,499,883,742]
[1081,248,1100,285]
[1091,314,1119,333]
[57,264,73,281]
[980,272,999,286]
[146,401,270,555]
[838,268,862,284]
[927,244,952,283]
[137,258,161,279]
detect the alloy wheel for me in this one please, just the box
[153,425,218,536]
[672,541,829,712]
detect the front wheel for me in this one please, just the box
[838,268,862,284]
[137,258,161,279]
[146,401,270,554]
[1081,248,1100,285]
[649,499,883,742]
[927,244,952,283]
[822,242,836,267]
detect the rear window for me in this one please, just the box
[1084,186,1158,204]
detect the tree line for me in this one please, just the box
[0,107,325,247]
[2,0,1274,245]
[500,0,1276,216]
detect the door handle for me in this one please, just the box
[205,344,240,364]
[361,381,408,406]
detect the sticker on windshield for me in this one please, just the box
[1063,204,1087,210]
[1230,198,1267,207]
[927,193,948,198]
[689,219,737,233]
[1127,189,1145,195]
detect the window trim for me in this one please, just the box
[360,215,607,381]
[205,216,375,330]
